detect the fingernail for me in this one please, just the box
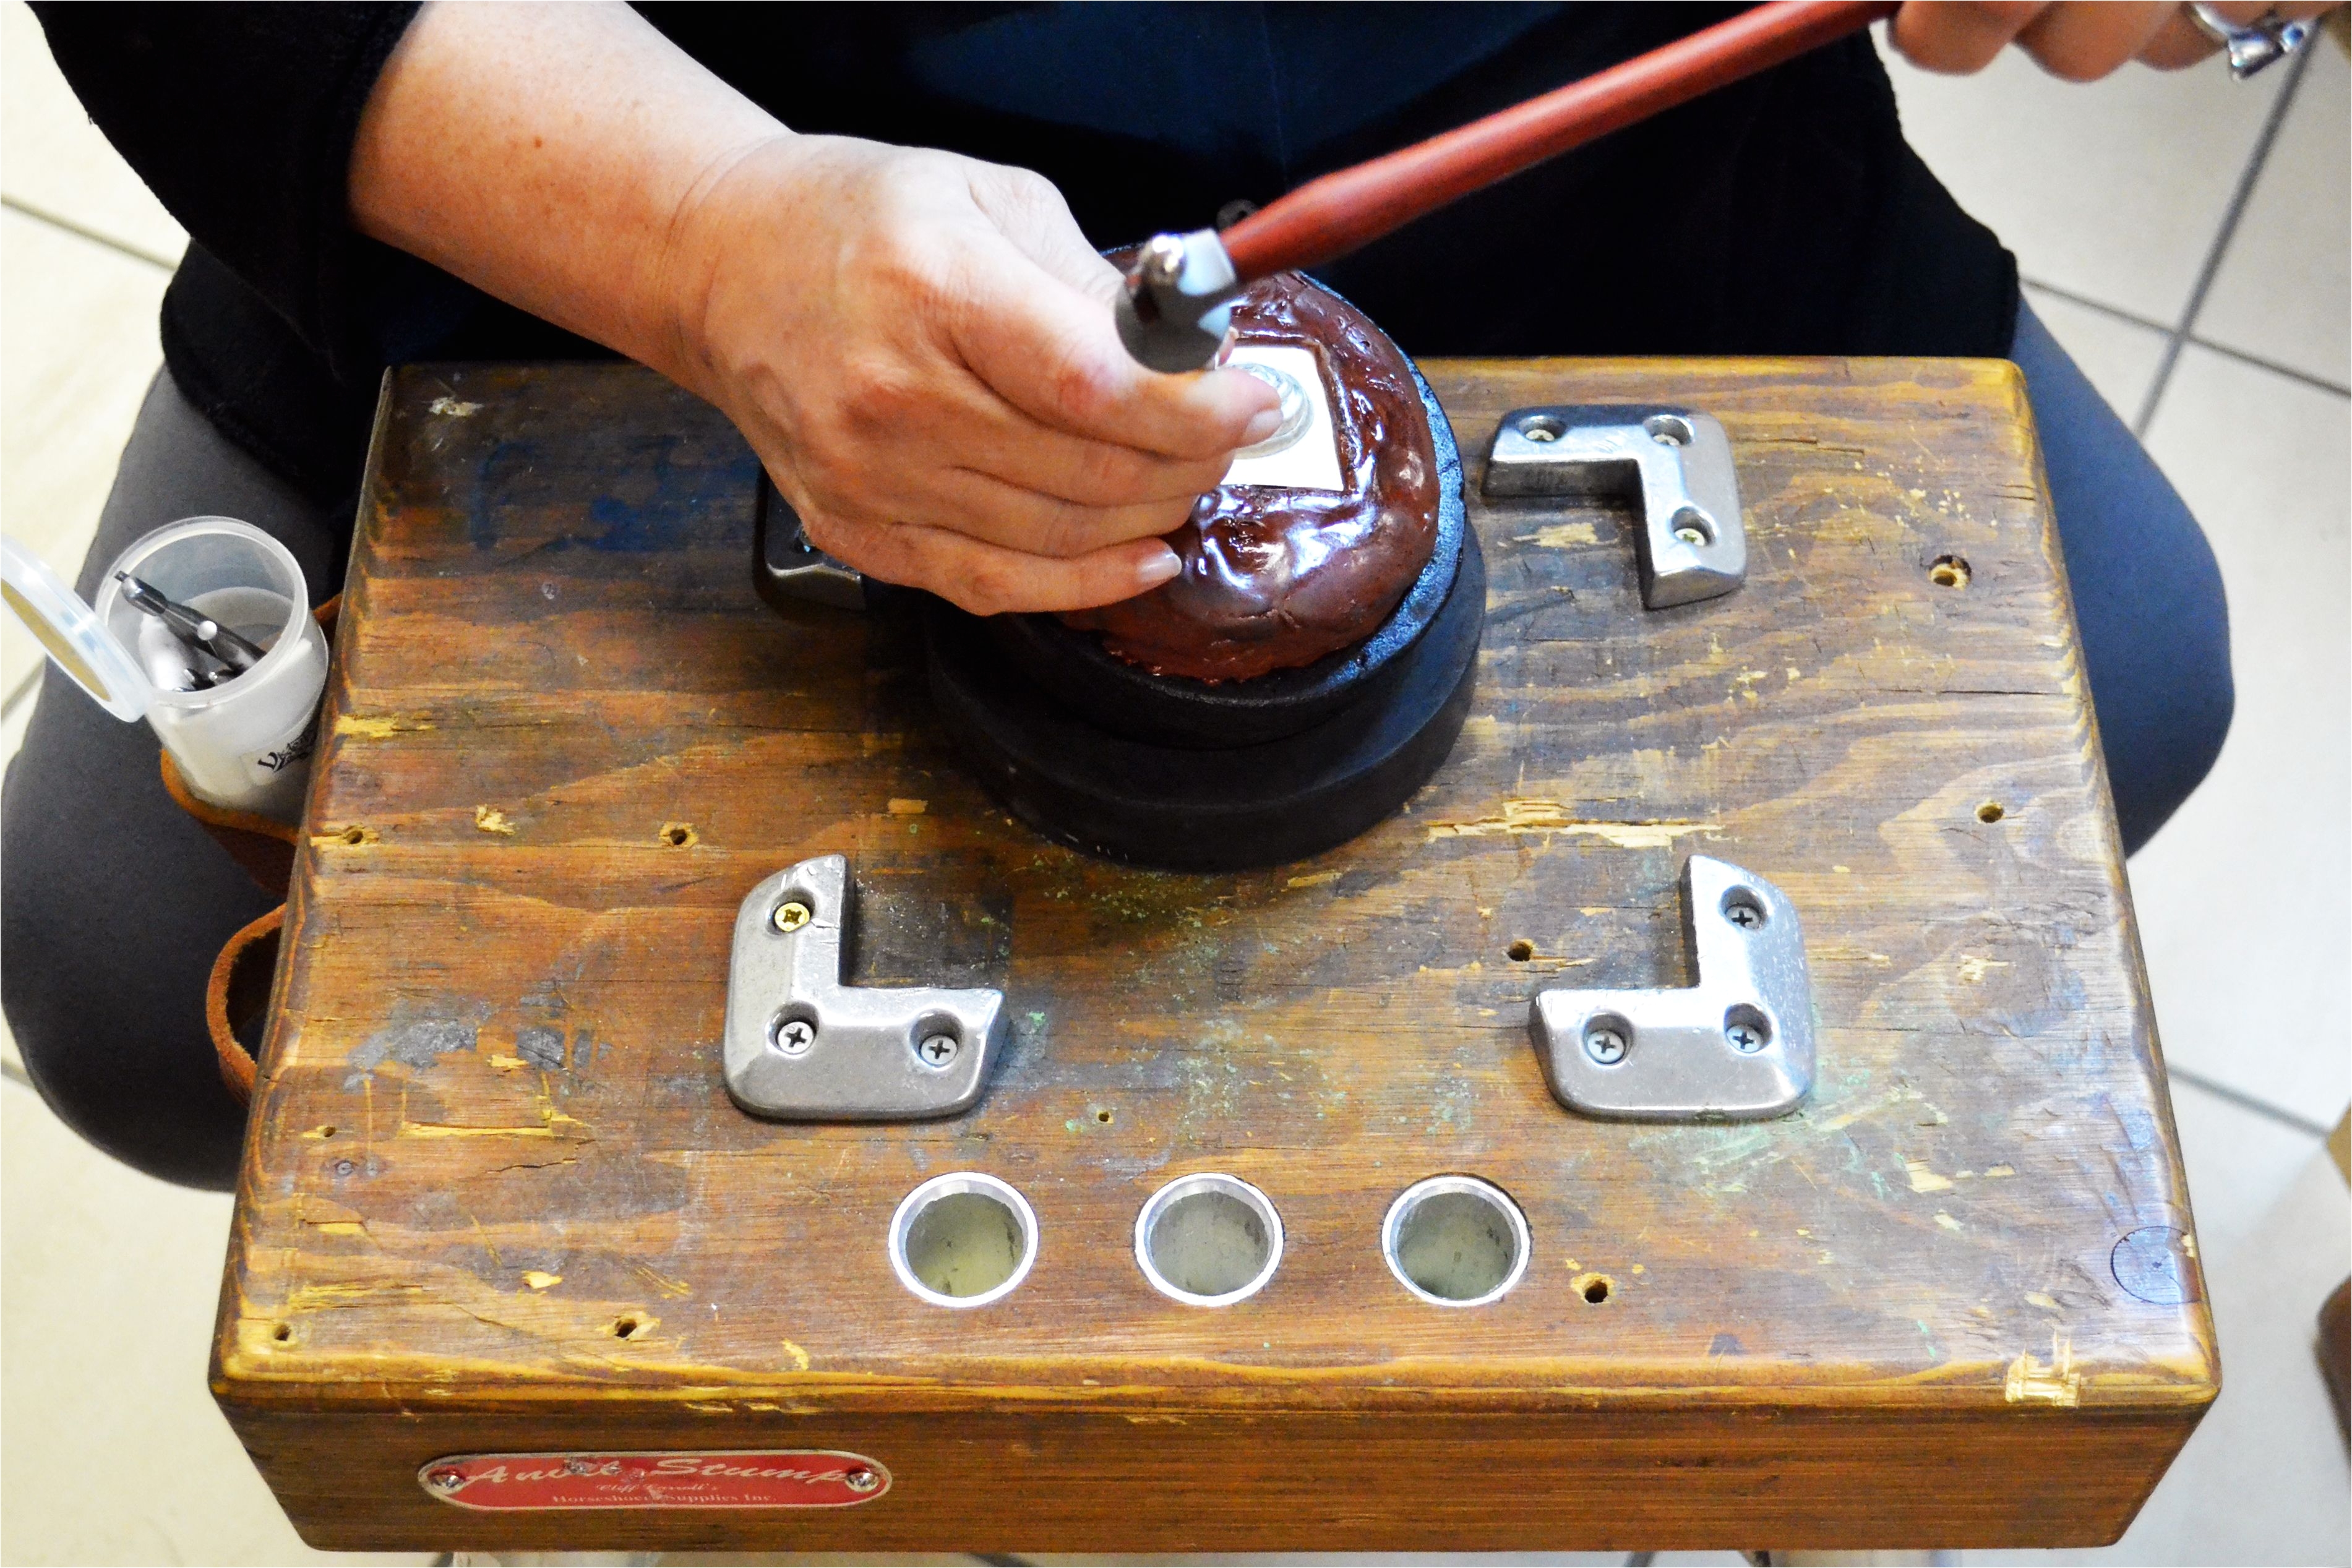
[1136,546,1182,588]
[1242,408,1283,443]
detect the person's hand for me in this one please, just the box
[1892,1,2335,79]
[664,135,1281,616]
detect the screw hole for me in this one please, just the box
[1517,414,1563,443]
[1576,1273,1614,1305]
[1644,413,1694,447]
[1929,555,1972,589]
[1723,1003,1773,1054]
[1096,1109,1114,1124]
[614,1317,639,1339]
[272,1323,293,1342]
[1669,507,1715,546]
[1506,939,1535,962]
[340,826,369,846]
[659,823,696,848]
[315,1126,337,1139]
[1720,888,1767,930]
[1976,801,2006,824]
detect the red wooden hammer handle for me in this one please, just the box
[1220,0,1902,282]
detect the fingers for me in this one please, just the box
[1891,2,2052,72]
[800,499,1185,616]
[930,468,1204,557]
[2139,5,2233,69]
[2139,1,2337,69]
[2013,2,2183,79]
[828,351,1237,508]
[938,232,1281,462]
[1894,0,2326,79]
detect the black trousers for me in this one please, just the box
[2,371,342,1188]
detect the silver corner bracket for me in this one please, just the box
[1483,405,1745,607]
[1529,855,1814,1121]
[757,479,867,610]
[723,854,1005,1121]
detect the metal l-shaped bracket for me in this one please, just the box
[723,854,1005,1121]
[1483,405,1745,607]
[1529,855,1814,1121]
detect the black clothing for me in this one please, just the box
[32,2,2018,509]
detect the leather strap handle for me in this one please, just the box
[207,903,283,1103]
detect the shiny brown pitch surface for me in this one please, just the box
[1060,270,1440,681]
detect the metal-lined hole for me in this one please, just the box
[1135,1173,1282,1306]
[1516,414,1564,443]
[889,1173,1039,1309]
[1582,1012,1631,1066]
[1929,555,1971,589]
[1383,1176,1530,1308]
[1644,414,1694,447]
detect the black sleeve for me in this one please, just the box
[29,2,421,363]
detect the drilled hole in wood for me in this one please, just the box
[1576,1272,1614,1305]
[659,823,697,848]
[316,1126,337,1139]
[614,1317,640,1338]
[1506,940,1535,962]
[340,826,369,846]
[1976,801,2006,824]
[272,1323,293,1342]
[1096,1109,1114,1124]
[1929,555,1971,589]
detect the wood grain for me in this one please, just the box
[213,359,2213,1551]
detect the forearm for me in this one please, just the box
[348,0,784,390]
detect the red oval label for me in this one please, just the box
[419,1449,890,1510]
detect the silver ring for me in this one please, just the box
[2188,4,2314,79]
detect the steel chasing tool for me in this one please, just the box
[116,570,265,682]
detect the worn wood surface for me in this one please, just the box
[214,359,2213,1551]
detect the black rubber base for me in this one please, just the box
[925,526,1483,872]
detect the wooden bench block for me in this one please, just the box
[213,359,2213,1552]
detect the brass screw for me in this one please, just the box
[773,900,811,933]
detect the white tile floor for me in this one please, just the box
[2,10,2346,1566]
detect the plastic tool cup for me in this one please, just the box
[93,518,328,820]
